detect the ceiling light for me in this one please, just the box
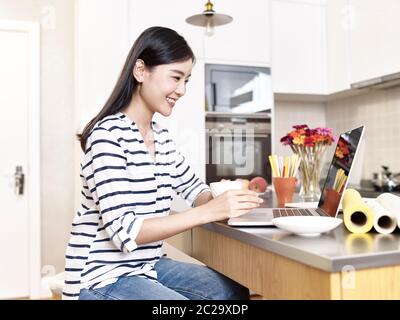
[185,1,233,36]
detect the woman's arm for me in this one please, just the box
[193,191,213,207]
[135,189,262,245]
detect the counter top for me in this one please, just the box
[200,191,400,273]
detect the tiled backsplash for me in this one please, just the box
[326,87,400,182]
[274,86,400,186]
[274,100,326,157]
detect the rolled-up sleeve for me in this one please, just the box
[171,149,210,207]
[84,127,143,253]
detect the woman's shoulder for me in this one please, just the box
[86,113,128,145]
[95,113,127,131]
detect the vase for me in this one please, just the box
[292,144,327,201]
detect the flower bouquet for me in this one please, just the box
[280,125,336,200]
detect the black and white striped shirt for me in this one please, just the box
[62,112,210,299]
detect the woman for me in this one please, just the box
[63,26,262,300]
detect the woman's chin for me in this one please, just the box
[159,108,173,117]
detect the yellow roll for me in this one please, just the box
[342,189,374,233]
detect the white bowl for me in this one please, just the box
[209,180,243,197]
[272,216,343,237]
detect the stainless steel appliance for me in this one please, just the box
[205,113,271,184]
[205,63,272,113]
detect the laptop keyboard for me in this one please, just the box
[273,208,328,218]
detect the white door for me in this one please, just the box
[0,21,41,299]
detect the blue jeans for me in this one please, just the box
[79,256,249,300]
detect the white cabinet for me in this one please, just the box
[326,0,350,92]
[326,0,400,92]
[347,0,400,84]
[271,0,327,94]
[203,0,271,65]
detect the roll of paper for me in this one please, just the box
[342,189,374,234]
[365,199,397,234]
[374,193,400,229]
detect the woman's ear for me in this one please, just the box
[133,59,145,83]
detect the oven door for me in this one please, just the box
[206,130,271,184]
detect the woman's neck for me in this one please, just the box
[123,93,154,131]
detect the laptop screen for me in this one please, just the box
[317,126,365,217]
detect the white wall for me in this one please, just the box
[0,0,76,274]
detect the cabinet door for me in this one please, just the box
[326,0,350,92]
[348,0,400,84]
[129,0,205,59]
[203,0,271,65]
[271,0,327,94]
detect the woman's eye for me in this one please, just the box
[173,76,180,81]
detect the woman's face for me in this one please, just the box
[139,59,193,117]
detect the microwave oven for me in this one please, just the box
[205,63,272,113]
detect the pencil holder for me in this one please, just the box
[273,177,297,207]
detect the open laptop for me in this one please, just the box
[228,125,365,226]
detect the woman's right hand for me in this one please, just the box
[202,189,263,223]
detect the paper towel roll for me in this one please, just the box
[342,189,374,233]
[365,200,397,234]
[375,193,400,229]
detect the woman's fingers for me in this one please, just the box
[228,189,258,196]
[235,201,261,210]
[236,195,263,204]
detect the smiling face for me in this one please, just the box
[134,59,193,117]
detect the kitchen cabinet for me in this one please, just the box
[327,0,400,92]
[271,0,327,94]
[347,0,400,84]
[203,0,271,65]
[326,0,350,92]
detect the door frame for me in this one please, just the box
[0,20,41,299]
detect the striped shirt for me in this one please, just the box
[62,112,210,299]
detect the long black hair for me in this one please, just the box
[77,26,195,152]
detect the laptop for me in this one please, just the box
[228,125,365,226]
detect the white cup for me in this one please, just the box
[209,180,243,198]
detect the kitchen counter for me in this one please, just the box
[199,191,400,273]
[201,220,400,273]
[189,188,400,299]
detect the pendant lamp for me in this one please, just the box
[185,1,233,36]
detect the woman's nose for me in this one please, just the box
[175,82,186,96]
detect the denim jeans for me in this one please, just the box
[79,256,249,300]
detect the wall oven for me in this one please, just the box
[205,113,271,184]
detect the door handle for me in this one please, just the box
[15,165,25,195]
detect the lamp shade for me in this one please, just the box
[185,1,233,28]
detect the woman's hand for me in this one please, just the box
[201,189,263,223]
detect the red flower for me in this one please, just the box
[281,124,336,147]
